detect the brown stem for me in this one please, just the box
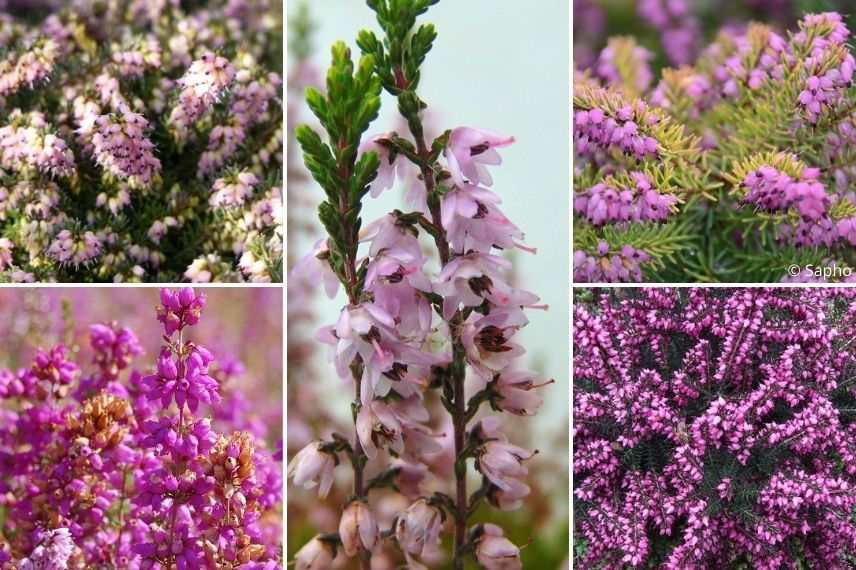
[334,141,371,570]
[451,340,468,570]
[408,113,468,567]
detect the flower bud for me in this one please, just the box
[338,500,378,558]
[294,535,336,570]
[475,524,522,570]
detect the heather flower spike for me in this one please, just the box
[0,289,282,567]
[291,1,548,567]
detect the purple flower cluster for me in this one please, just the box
[574,288,856,568]
[574,102,660,161]
[573,241,650,283]
[0,288,283,568]
[575,171,676,225]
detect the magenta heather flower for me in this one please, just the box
[574,103,660,161]
[0,288,283,568]
[575,171,676,225]
[156,287,206,335]
[574,288,856,568]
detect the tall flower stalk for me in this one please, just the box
[289,1,551,568]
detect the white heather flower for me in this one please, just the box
[287,441,337,499]
[338,500,379,557]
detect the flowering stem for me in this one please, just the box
[405,109,470,567]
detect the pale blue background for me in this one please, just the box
[288,0,570,433]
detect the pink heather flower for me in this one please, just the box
[475,524,522,570]
[440,183,530,253]
[356,399,441,461]
[0,113,75,178]
[289,239,340,299]
[287,441,337,499]
[321,303,439,403]
[0,237,13,269]
[339,500,379,557]
[493,369,547,416]
[476,437,534,492]
[0,39,59,96]
[395,499,444,563]
[111,37,162,78]
[18,527,74,570]
[487,476,531,511]
[88,108,161,187]
[210,171,259,208]
[170,53,236,141]
[460,308,528,376]
[359,133,411,197]
[444,127,515,188]
[434,253,539,320]
[293,536,337,570]
[147,216,178,244]
[198,121,246,178]
[46,229,103,268]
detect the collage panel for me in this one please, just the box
[0,1,283,283]
[572,287,856,568]
[287,1,569,568]
[0,286,284,567]
[573,1,856,283]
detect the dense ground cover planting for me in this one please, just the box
[0,0,282,282]
[573,288,856,568]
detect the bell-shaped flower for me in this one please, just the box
[475,524,522,570]
[339,500,379,557]
[287,441,337,499]
[359,133,412,198]
[440,183,530,254]
[434,253,538,320]
[445,127,514,188]
[290,239,340,299]
[395,499,444,563]
[460,308,528,377]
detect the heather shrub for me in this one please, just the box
[0,0,282,282]
[573,3,856,282]
[0,287,283,569]
[573,287,856,569]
